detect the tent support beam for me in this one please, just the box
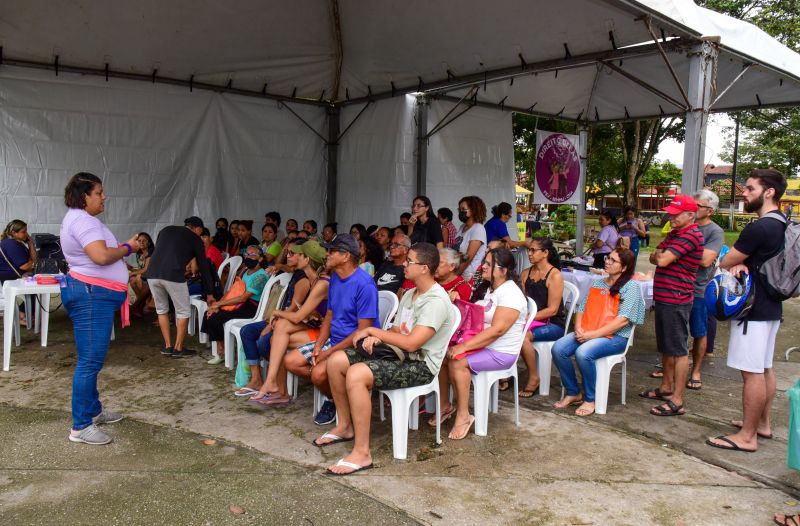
[577,127,589,254]
[425,87,478,138]
[279,102,329,145]
[435,95,581,123]
[335,101,372,143]
[643,17,691,108]
[600,60,687,111]
[710,63,752,109]
[415,97,428,196]
[338,39,690,107]
[1,56,329,108]
[682,42,718,194]
[329,0,344,101]
[326,107,341,223]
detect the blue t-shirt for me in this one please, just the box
[0,238,30,279]
[328,267,380,345]
[484,217,509,243]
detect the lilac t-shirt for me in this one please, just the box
[60,208,128,284]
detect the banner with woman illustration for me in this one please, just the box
[533,131,582,205]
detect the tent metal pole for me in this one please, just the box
[280,102,329,144]
[681,42,718,194]
[326,107,341,223]
[425,87,477,138]
[415,96,428,196]
[577,127,589,254]
[600,60,687,111]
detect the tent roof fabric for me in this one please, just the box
[1,0,799,121]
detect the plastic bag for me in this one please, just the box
[234,344,251,388]
[788,379,800,470]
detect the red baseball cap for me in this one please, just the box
[662,194,698,214]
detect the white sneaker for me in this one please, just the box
[93,410,123,425]
[69,424,112,445]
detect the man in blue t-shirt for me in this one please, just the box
[284,234,379,425]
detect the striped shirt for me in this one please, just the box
[444,221,459,249]
[653,224,703,305]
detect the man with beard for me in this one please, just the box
[706,169,787,453]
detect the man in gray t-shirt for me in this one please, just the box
[688,190,725,389]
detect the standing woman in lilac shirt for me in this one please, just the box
[60,173,140,446]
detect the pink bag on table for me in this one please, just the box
[449,299,485,345]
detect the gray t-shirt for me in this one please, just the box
[693,221,725,297]
[393,283,454,375]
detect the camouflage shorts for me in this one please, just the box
[344,349,434,390]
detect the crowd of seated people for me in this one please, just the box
[101,192,649,473]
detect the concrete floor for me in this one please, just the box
[1,280,799,525]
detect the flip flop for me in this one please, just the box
[650,399,685,417]
[731,420,773,439]
[705,435,756,453]
[448,415,475,440]
[427,405,456,427]
[638,388,673,401]
[518,389,538,399]
[326,458,374,476]
[498,379,510,392]
[553,397,583,409]
[774,513,800,526]
[248,392,278,402]
[685,379,703,390]
[234,387,260,397]
[648,370,664,378]
[575,402,595,417]
[313,432,354,447]
[257,396,291,406]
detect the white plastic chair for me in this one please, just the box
[378,290,399,330]
[0,284,22,346]
[220,272,293,369]
[310,291,398,414]
[471,297,537,437]
[377,303,460,460]
[533,281,580,396]
[560,325,637,415]
[189,256,241,341]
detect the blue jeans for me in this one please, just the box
[532,323,565,341]
[240,321,272,366]
[62,275,126,430]
[551,332,627,402]
[629,236,640,260]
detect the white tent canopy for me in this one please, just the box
[1,0,799,239]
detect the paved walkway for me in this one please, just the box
[1,294,799,525]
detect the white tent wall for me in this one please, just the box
[0,66,326,241]
[337,96,417,229]
[426,100,517,238]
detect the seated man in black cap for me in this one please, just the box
[145,217,215,358]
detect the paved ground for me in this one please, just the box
[1,274,800,525]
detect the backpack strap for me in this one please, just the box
[762,210,787,225]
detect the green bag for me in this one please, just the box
[234,344,251,389]
[788,379,800,470]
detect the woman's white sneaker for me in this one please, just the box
[69,424,112,445]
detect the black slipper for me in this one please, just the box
[706,435,756,453]
[686,379,702,390]
[312,433,354,447]
[650,399,685,417]
[638,388,673,401]
[731,421,773,439]
[774,513,800,526]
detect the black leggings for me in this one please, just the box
[201,300,258,341]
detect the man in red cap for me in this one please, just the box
[639,194,703,416]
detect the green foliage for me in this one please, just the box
[551,205,577,240]
[711,213,729,229]
[641,160,683,186]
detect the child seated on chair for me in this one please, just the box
[316,242,454,475]
[550,248,645,417]
[435,248,528,441]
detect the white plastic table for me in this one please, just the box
[562,269,654,309]
[2,279,61,371]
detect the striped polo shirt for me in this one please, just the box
[653,223,703,305]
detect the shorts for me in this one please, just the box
[532,323,565,342]
[689,297,708,338]
[344,349,434,390]
[463,348,518,373]
[727,319,780,373]
[297,339,331,365]
[654,301,691,357]
[148,279,191,319]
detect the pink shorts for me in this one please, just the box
[464,348,518,373]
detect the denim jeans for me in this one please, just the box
[62,275,126,430]
[531,323,565,342]
[551,332,627,402]
[240,320,272,366]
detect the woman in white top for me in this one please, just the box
[455,195,487,280]
[442,248,527,440]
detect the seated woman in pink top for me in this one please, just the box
[60,172,140,446]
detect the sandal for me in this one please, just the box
[638,388,673,401]
[428,405,456,427]
[686,379,702,390]
[448,415,475,440]
[648,370,663,379]
[705,435,756,453]
[774,513,800,526]
[650,400,685,417]
[731,420,773,439]
[498,379,510,392]
[575,402,595,417]
[553,397,583,409]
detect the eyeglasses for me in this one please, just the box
[404,258,424,266]
[389,243,408,249]
[604,256,621,264]
[697,205,713,210]
[527,247,546,253]
[412,203,426,209]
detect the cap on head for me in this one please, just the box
[321,233,360,259]
[184,216,204,229]
[661,195,698,215]
[290,239,327,265]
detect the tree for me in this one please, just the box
[641,159,683,186]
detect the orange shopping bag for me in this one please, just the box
[580,287,620,337]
